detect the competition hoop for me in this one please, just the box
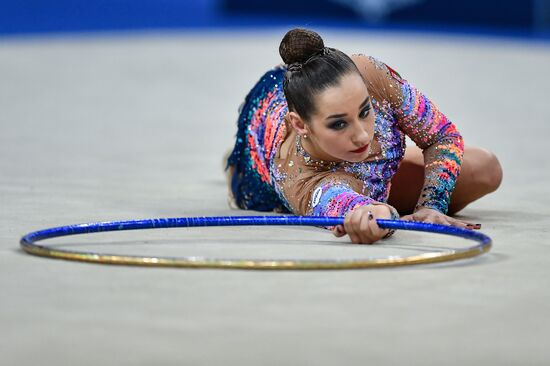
[20,216,491,270]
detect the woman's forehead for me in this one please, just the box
[314,73,369,116]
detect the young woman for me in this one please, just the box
[226,28,502,244]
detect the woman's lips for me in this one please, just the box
[350,144,369,153]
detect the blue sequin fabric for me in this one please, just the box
[226,55,464,217]
[226,66,289,212]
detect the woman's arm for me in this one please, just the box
[306,177,400,244]
[394,78,464,214]
[353,55,464,215]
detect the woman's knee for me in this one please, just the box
[472,148,503,193]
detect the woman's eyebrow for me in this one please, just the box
[325,95,371,120]
[326,112,347,120]
[360,95,371,108]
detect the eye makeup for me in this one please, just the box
[328,120,347,130]
[359,104,371,119]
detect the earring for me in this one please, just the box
[303,134,308,139]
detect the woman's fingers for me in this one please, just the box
[343,205,394,244]
[448,217,482,230]
[436,215,450,226]
[400,214,413,222]
[341,206,482,245]
[401,208,482,230]
[344,209,361,244]
[332,225,346,237]
[368,209,390,239]
[345,207,375,244]
[355,209,373,244]
[358,210,372,242]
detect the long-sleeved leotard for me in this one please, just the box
[227,55,464,222]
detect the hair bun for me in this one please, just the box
[279,28,325,65]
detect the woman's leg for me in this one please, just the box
[387,145,503,215]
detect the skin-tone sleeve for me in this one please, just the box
[354,55,464,214]
[276,163,400,220]
[273,134,400,223]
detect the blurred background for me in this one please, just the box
[2,2,550,366]
[1,0,550,38]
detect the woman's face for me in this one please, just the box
[305,72,375,163]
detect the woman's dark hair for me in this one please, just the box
[279,28,360,121]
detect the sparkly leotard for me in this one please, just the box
[227,55,463,219]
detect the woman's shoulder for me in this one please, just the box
[351,54,405,107]
[351,54,402,80]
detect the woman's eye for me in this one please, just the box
[328,120,347,130]
[359,106,371,119]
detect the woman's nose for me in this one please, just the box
[352,124,369,145]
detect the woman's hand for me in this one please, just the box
[332,204,392,244]
[401,207,481,230]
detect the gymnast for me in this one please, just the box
[226,28,502,244]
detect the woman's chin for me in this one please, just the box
[346,153,368,162]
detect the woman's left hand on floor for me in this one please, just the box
[401,207,481,230]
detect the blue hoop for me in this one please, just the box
[20,216,492,270]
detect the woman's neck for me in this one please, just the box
[299,135,342,163]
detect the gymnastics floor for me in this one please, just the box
[1,28,549,365]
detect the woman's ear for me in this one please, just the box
[286,112,309,136]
